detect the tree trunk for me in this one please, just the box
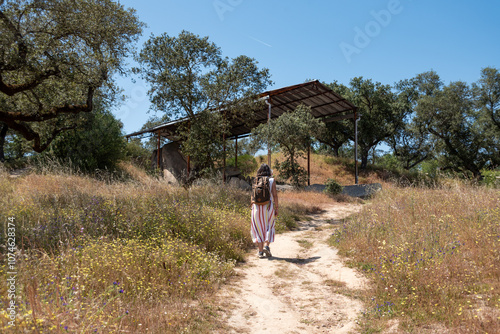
[465,164,483,181]
[0,123,8,162]
[333,145,340,157]
[360,148,369,170]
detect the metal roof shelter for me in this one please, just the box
[126,80,360,184]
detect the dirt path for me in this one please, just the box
[218,203,368,334]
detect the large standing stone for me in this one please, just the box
[228,176,252,191]
[151,142,188,183]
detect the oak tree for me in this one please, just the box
[252,104,324,188]
[0,0,143,153]
[324,78,404,169]
[134,30,271,172]
[389,71,442,170]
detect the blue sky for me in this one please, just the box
[114,0,500,134]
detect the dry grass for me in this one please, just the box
[0,160,332,333]
[279,191,330,212]
[0,164,254,333]
[5,155,491,333]
[330,182,500,333]
[269,152,355,185]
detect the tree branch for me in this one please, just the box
[406,154,429,170]
[0,68,60,96]
[0,9,28,70]
[3,119,77,153]
[0,86,94,122]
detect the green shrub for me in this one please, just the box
[274,159,307,188]
[481,169,500,187]
[39,107,126,173]
[324,178,343,195]
[226,154,258,177]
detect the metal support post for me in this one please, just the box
[156,131,161,170]
[307,145,311,186]
[354,110,359,185]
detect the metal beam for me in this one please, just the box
[156,131,161,170]
[266,96,272,166]
[223,132,226,184]
[307,145,311,186]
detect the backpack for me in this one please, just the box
[251,176,271,205]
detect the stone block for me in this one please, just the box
[341,183,382,199]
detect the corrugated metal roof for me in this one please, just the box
[125,80,357,140]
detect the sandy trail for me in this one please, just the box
[218,202,368,334]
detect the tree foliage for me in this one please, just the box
[320,68,500,178]
[474,67,500,132]
[390,68,500,178]
[417,81,493,178]
[317,120,351,157]
[135,30,221,118]
[134,30,271,172]
[43,102,126,172]
[389,71,441,169]
[473,67,500,168]
[252,104,324,188]
[324,78,404,169]
[0,0,143,153]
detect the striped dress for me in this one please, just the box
[250,177,276,243]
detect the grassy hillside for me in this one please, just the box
[257,152,392,186]
[330,183,500,333]
[0,156,498,333]
[0,161,330,333]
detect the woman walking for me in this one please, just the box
[251,163,278,258]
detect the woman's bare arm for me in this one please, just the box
[272,180,278,216]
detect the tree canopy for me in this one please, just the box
[324,78,404,169]
[385,68,500,178]
[319,68,500,179]
[0,0,144,153]
[417,80,494,178]
[252,104,325,187]
[388,71,441,170]
[134,30,272,172]
[135,30,271,119]
[43,101,126,172]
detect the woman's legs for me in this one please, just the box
[251,203,274,256]
[257,242,264,252]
